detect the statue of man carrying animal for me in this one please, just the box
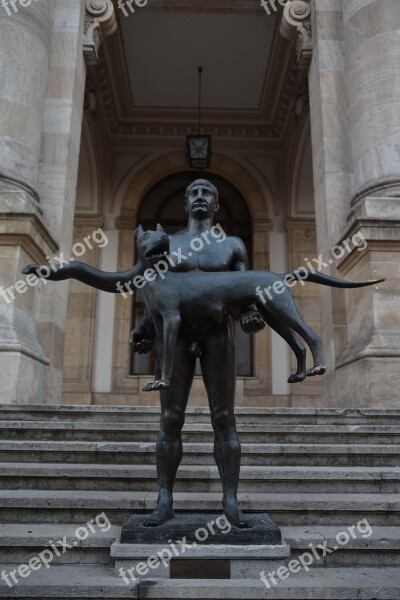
[22,179,383,529]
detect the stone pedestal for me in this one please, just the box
[113,513,287,581]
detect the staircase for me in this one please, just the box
[0,405,399,599]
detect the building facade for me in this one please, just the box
[0,0,398,408]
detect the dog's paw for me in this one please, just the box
[306,365,327,377]
[288,373,306,384]
[142,380,170,392]
[21,264,39,276]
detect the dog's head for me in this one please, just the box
[134,224,170,267]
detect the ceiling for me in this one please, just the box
[119,11,277,111]
[97,3,303,140]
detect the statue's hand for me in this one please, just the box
[240,310,265,334]
[130,328,154,354]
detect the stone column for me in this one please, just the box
[92,228,118,395]
[269,230,291,396]
[300,0,400,407]
[282,0,352,406]
[0,0,117,404]
[37,0,117,403]
[344,0,400,202]
[333,0,400,406]
[0,1,57,403]
[0,1,51,200]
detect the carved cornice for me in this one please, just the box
[0,213,59,262]
[84,0,117,66]
[280,0,312,68]
[253,220,273,233]
[115,216,135,230]
[285,218,315,231]
[74,215,105,231]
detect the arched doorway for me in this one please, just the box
[131,171,253,377]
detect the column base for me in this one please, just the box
[0,351,47,405]
[335,355,400,408]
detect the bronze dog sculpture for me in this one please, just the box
[130,226,384,391]
[22,225,384,390]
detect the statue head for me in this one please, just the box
[134,224,170,267]
[184,179,219,215]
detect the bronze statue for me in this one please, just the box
[132,223,383,391]
[21,179,383,530]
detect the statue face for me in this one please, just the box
[186,184,218,217]
[136,227,170,267]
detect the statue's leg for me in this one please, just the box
[268,289,326,375]
[200,319,252,529]
[257,307,307,383]
[143,331,195,527]
[142,313,182,391]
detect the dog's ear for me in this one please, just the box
[134,225,144,239]
[156,223,165,233]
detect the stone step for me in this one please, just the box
[1,463,399,494]
[0,440,399,466]
[2,564,399,599]
[0,490,399,526]
[137,569,400,599]
[0,564,136,598]
[2,404,400,425]
[1,524,399,569]
[0,523,118,566]
[112,525,400,575]
[2,420,400,444]
[281,525,400,568]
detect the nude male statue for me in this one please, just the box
[130,179,265,528]
[21,178,265,528]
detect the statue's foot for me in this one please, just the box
[142,380,170,392]
[288,371,306,384]
[142,503,175,527]
[223,501,253,529]
[306,365,327,377]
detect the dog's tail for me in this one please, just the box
[284,268,385,288]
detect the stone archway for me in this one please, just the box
[118,152,271,224]
[112,152,274,404]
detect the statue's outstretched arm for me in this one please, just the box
[21,260,143,294]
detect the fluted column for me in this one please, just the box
[0,0,118,404]
[344,0,400,203]
[0,1,51,201]
[36,0,117,403]
[0,1,57,404]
